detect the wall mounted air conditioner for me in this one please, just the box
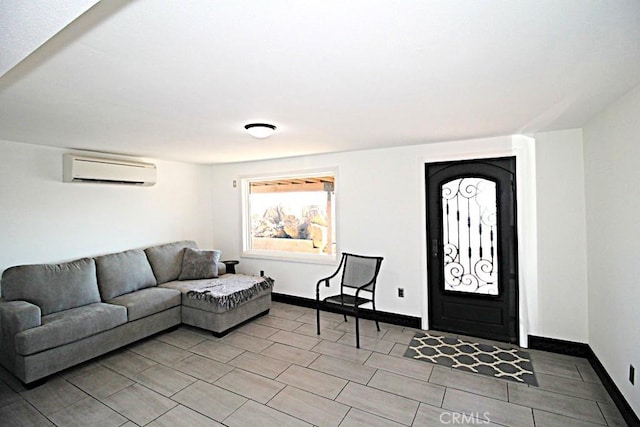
[63,154,157,186]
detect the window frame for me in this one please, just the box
[240,168,339,264]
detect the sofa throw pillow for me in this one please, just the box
[145,240,198,284]
[178,248,221,280]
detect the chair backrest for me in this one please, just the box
[340,253,383,293]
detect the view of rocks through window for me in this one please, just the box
[250,192,333,254]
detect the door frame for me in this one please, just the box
[418,136,538,347]
[425,157,519,343]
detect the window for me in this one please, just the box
[241,170,337,262]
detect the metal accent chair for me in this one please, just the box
[316,253,383,348]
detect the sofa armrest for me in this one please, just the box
[0,301,41,375]
[218,262,227,275]
[0,301,41,333]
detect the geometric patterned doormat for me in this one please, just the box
[404,332,538,386]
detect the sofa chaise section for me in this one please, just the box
[160,274,273,335]
[146,241,272,335]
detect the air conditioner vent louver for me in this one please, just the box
[63,154,157,186]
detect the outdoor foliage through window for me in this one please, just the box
[243,173,336,259]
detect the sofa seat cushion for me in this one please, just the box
[14,303,127,356]
[144,241,198,284]
[1,258,101,316]
[107,287,181,321]
[95,249,157,301]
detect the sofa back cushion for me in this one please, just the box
[144,240,198,284]
[95,249,157,301]
[1,258,101,316]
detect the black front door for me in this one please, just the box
[425,157,518,343]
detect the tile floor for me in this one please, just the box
[0,302,629,426]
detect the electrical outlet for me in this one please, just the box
[398,288,404,298]
[630,364,635,385]
[260,270,264,277]
[233,180,237,188]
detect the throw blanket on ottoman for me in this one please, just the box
[186,274,274,310]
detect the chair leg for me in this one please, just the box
[316,283,324,336]
[372,301,380,332]
[355,314,360,348]
[339,297,348,323]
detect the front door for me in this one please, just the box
[425,157,518,343]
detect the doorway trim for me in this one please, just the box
[418,135,537,347]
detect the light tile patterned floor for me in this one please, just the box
[0,302,629,426]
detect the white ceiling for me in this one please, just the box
[0,0,99,76]
[1,0,639,164]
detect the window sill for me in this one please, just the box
[242,250,338,265]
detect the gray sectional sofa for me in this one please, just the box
[0,240,273,386]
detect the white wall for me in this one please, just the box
[211,143,431,318]
[535,129,589,343]
[0,139,214,296]
[210,135,547,345]
[584,84,640,414]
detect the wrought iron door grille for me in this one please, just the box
[441,177,499,295]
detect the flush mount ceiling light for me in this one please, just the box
[244,123,276,139]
